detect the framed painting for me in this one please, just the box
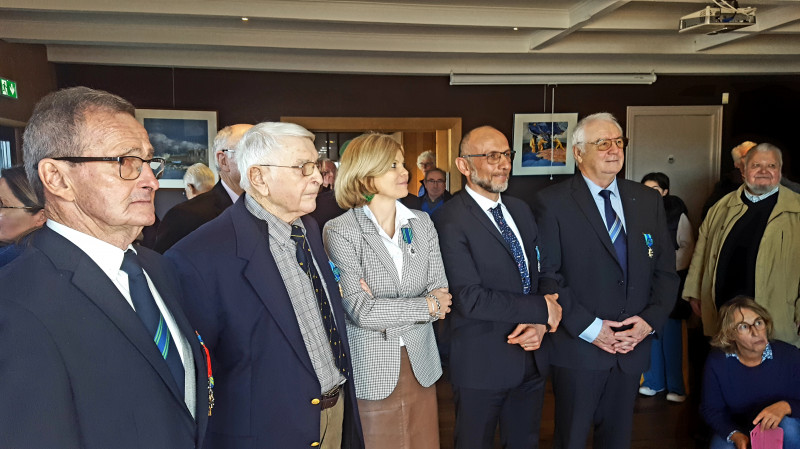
[134,109,218,188]
[512,113,578,176]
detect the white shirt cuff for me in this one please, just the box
[579,317,603,343]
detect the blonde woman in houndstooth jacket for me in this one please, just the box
[324,133,452,449]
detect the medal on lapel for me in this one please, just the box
[401,227,415,255]
[535,245,541,273]
[196,331,215,416]
[643,233,654,259]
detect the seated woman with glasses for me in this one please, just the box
[323,133,452,449]
[701,296,800,449]
[0,165,46,267]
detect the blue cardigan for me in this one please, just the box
[701,340,800,439]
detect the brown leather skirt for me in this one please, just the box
[357,347,440,449]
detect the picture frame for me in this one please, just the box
[512,113,578,176]
[134,109,218,188]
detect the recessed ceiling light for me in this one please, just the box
[241,17,249,22]
[513,27,519,31]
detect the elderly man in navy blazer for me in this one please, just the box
[433,126,562,449]
[0,87,209,448]
[533,112,678,449]
[165,122,364,448]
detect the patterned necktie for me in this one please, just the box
[120,250,185,395]
[490,205,531,294]
[290,225,348,376]
[598,190,627,273]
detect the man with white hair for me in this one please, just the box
[533,112,678,449]
[183,163,215,199]
[684,143,800,348]
[165,122,364,449]
[154,123,252,253]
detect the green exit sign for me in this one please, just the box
[1,78,18,99]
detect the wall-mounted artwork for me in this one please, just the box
[134,109,218,188]
[512,113,577,176]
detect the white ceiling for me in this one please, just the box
[2,0,800,76]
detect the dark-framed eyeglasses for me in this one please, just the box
[259,161,318,176]
[576,137,628,152]
[460,150,515,164]
[0,198,41,212]
[425,179,446,185]
[52,156,165,180]
[735,318,766,334]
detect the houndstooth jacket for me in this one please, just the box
[323,205,448,401]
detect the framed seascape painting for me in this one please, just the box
[512,113,578,176]
[134,109,218,188]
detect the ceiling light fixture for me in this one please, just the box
[241,17,249,22]
[449,72,657,85]
[513,27,519,31]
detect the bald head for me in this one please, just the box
[214,124,253,195]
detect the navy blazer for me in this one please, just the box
[154,181,234,254]
[532,175,679,374]
[0,226,208,449]
[433,190,553,390]
[165,197,364,449]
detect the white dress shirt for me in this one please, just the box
[464,184,529,270]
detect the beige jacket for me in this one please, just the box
[683,184,800,347]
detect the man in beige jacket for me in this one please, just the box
[684,143,800,347]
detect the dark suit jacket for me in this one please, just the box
[154,181,234,253]
[165,198,364,449]
[0,226,208,449]
[532,175,679,374]
[433,190,552,390]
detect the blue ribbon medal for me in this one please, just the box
[643,233,654,258]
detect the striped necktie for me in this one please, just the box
[599,190,627,273]
[121,250,185,395]
[490,205,531,294]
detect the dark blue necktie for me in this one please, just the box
[490,205,531,294]
[599,190,627,273]
[120,250,185,396]
[290,225,348,376]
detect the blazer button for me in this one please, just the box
[311,398,321,405]
[311,442,320,447]
[618,280,624,286]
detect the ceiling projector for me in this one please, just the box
[679,5,756,34]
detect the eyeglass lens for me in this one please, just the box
[487,151,514,163]
[595,138,626,151]
[119,156,164,180]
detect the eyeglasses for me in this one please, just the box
[0,198,40,211]
[425,179,446,185]
[576,137,628,152]
[735,318,766,334]
[259,161,318,176]
[52,156,165,180]
[460,150,516,164]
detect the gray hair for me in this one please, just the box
[417,150,435,165]
[183,163,215,192]
[22,86,135,202]
[212,124,251,170]
[744,142,783,168]
[572,112,623,155]
[236,122,315,191]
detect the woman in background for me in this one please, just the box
[639,172,694,402]
[0,165,45,266]
[324,133,451,449]
[701,297,800,449]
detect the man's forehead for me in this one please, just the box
[427,173,445,180]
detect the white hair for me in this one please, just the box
[183,163,215,192]
[236,122,315,191]
[572,112,623,155]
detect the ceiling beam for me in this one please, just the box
[529,0,630,50]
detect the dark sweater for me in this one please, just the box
[701,340,800,439]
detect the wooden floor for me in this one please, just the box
[435,373,706,449]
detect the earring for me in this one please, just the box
[363,193,375,202]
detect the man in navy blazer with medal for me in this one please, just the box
[165,122,363,449]
[0,87,209,448]
[433,126,562,449]
[532,113,678,449]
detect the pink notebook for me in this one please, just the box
[750,425,783,449]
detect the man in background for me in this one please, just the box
[420,167,451,215]
[154,123,252,253]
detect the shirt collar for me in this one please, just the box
[465,184,503,212]
[244,194,303,243]
[221,178,241,204]
[363,200,417,240]
[46,219,132,278]
[726,342,773,363]
[582,174,620,198]
[744,185,780,203]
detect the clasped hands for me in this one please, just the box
[507,293,561,351]
[592,316,653,354]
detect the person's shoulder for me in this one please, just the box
[770,340,800,357]
[324,207,358,231]
[431,191,468,223]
